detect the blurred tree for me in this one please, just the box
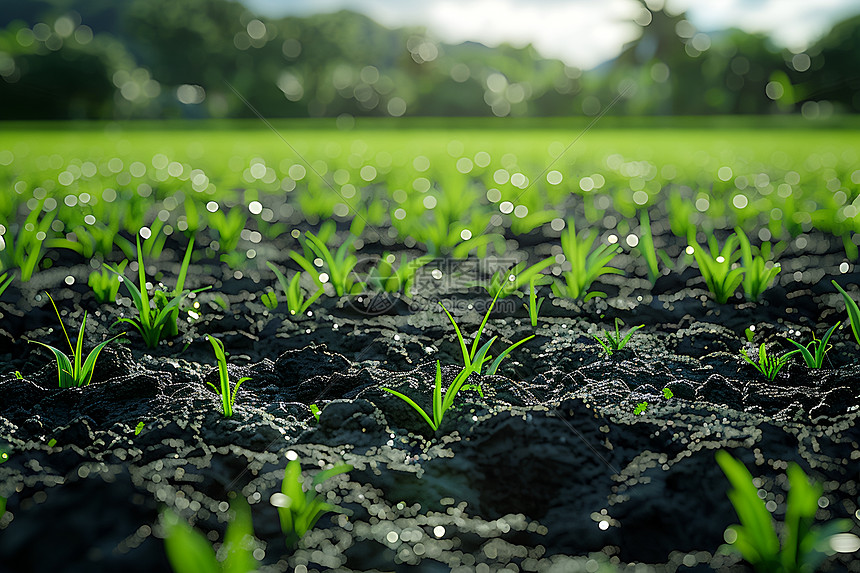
[0,0,857,119]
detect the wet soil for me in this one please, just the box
[0,229,858,572]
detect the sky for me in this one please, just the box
[241,0,860,69]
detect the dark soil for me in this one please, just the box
[0,229,859,572]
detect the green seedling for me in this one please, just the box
[831,280,860,346]
[382,360,476,431]
[551,218,623,300]
[14,371,22,379]
[107,236,207,348]
[140,218,169,260]
[740,343,799,381]
[690,233,743,304]
[485,256,554,299]
[0,200,54,282]
[634,402,648,415]
[135,421,145,435]
[206,335,250,418]
[272,458,352,549]
[309,404,321,421]
[28,293,124,388]
[716,450,853,573]
[207,205,248,255]
[366,252,434,297]
[522,275,547,328]
[787,322,840,369]
[745,326,756,343]
[662,387,674,399]
[451,233,507,260]
[593,318,644,357]
[291,231,363,296]
[440,290,534,380]
[47,438,57,447]
[267,263,324,316]
[162,496,258,573]
[510,208,561,236]
[0,272,12,297]
[153,236,204,338]
[736,227,781,301]
[637,209,662,283]
[88,260,128,304]
[260,290,278,310]
[213,295,230,311]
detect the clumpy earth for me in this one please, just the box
[0,229,858,572]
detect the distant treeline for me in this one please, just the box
[0,0,858,119]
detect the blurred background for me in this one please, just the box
[0,0,858,120]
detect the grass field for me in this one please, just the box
[2,118,860,279]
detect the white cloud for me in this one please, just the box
[671,0,860,51]
[243,0,860,67]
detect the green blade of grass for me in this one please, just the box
[486,334,534,375]
[381,387,437,430]
[832,280,860,346]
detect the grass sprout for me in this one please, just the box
[153,236,203,338]
[485,256,554,299]
[522,275,547,328]
[266,263,324,316]
[551,218,623,300]
[0,272,12,297]
[88,260,128,304]
[28,293,123,388]
[831,280,860,346]
[440,290,534,378]
[107,236,206,348]
[690,233,743,304]
[715,450,853,573]
[367,252,433,297]
[740,343,798,381]
[162,496,258,573]
[260,290,278,310]
[637,210,662,283]
[787,322,840,369]
[0,201,54,282]
[593,318,644,356]
[382,361,475,431]
[206,335,250,418]
[273,458,352,549]
[291,231,363,296]
[736,227,781,301]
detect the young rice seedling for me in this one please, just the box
[715,450,852,573]
[740,343,798,381]
[107,236,208,348]
[439,290,534,380]
[690,233,743,304]
[266,262,324,316]
[162,496,258,573]
[593,318,644,357]
[382,361,475,431]
[272,457,352,549]
[206,335,250,418]
[786,322,840,369]
[28,293,124,388]
[831,280,860,346]
[552,218,623,300]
